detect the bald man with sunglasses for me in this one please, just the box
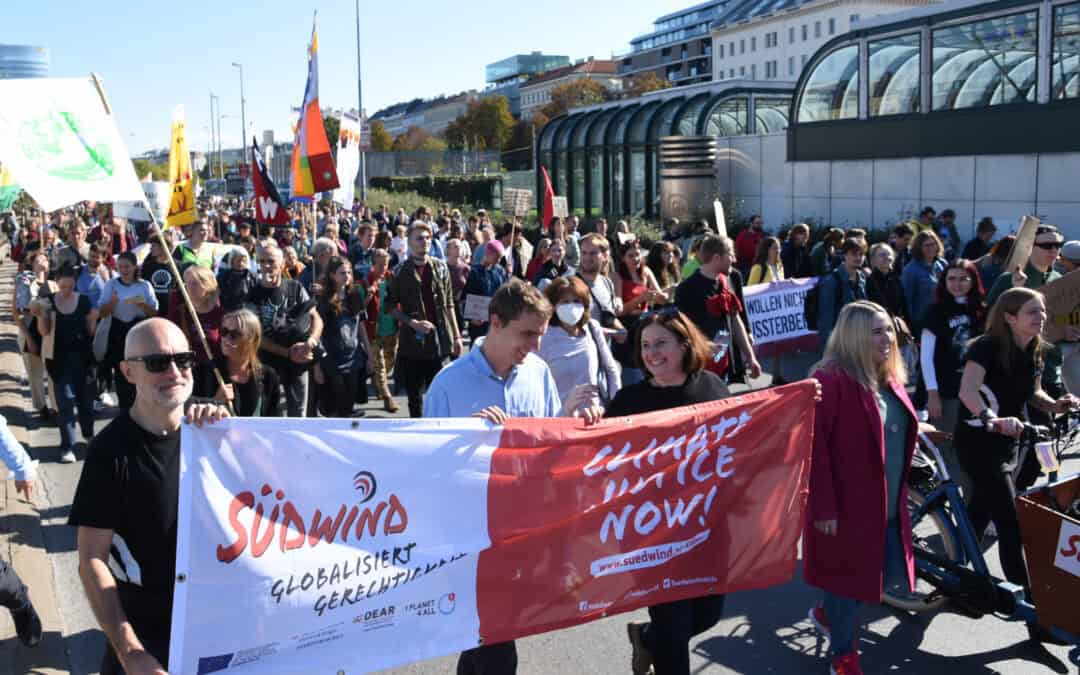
[69,318,229,675]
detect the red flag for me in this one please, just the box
[541,165,555,232]
[251,138,290,227]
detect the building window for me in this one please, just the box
[730,68,735,77]
[718,71,724,80]
[814,21,821,38]
[623,57,632,66]
[797,44,859,122]
[869,33,920,116]
[802,25,808,41]
[703,39,712,56]
[789,27,795,44]
[680,45,688,60]
[932,10,1038,110]
[740,39,746,54]
[789,56,795,76]
[802,54,808,66]
[828,18,836,35]
[719,43,724,59]
[850,14,860,25]
[730,41,735,55]
[765,61,778,78]
[751,36,757,51]
[662,47,671,57]
[751,64,757,79]
[1053,2,1080,99]
[740,66,746,76]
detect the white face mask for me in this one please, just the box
[556,302,586,326]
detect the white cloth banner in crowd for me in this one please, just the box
[170,388,816,674]
[0,77,145,212]
[332,111,361,207]
[114,181,170,222]
[742,277,818,349]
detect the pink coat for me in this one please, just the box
[803,367,916,603]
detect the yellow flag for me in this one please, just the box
[166,105,195,228]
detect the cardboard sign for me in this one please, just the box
[503,188,533,217]
[1004,215,1040,280]
[463,294,492,322]
[551,196,568,219]
[1041,269,1080,342]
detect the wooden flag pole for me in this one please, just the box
[89,73,234,414]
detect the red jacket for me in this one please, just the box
[803,367,916,603]
[735,228,763,267]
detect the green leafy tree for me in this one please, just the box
[131,158,168,181]
[369,120,393,151]
[323,114,340,162]
[444,96,515,151]
[540,79,612,119]
[392,126,448,152]
[625,72,673,99]
[503,119,537,171]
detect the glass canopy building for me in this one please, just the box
[788,0,1080,161]
[537,80,792,219]
[0,45,49,79]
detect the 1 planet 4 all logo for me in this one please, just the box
[403,593,456,617]
[19,106,116,181]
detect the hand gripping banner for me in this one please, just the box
[169,382,815,674]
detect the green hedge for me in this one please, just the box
[369,175,502,209]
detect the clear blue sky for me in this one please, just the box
[6,0,690,155]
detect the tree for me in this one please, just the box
[625,72,673,99]
[540,78,612,119]
[502,119,536,171]
[131,158,168,181]
[444,96,515,151]
[392,126,447,152]
[369,120,392,152]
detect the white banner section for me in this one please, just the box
[170,418,498,675]
[332,112,361,207]
[114,181,170,222]
[742,277,818,346]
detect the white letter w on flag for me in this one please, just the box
[259,196,278,220]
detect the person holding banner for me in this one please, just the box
[606,306,731,675]
[98,252,159,409]
[214,309,282,417]
[69,318,230,675]
[805,301,921,675]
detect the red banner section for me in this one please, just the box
[476,381,816,645]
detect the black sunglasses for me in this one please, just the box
[126,351,196,373]
[1034,241,1064,250]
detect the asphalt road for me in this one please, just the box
[24,362,1080,675]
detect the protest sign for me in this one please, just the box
[0,77,145,212]
[503,187,533,217]
[551,196,568,218]
[1042,269,1080,342]
[463,294,491,322]
[1004,215,1040,279]
[114,181,170,223]
[169,383,815,674]
[743,277,819,356]
[165,105,196,227]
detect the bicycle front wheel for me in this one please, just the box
[883,487,961,612]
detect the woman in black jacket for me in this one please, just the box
[866,242,913,347]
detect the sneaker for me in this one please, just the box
[59,449,76,464]
[11,602,41,647]
[808,605,830,638]
[830,652,862,675]
[626,621,653,675]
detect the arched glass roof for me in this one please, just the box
[606,104,641,145]
[627,101,663,144]
[586,108,618,147]
[647,97,686,142]
[672,93,713,136]
[538,116,564,151]
[571,110,601,149]
[553,113,580,151]
[702,96,749,136]
[797,45,859,122]
[755,99,790,133]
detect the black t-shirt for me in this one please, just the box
[604,370,730,417]
[923,301,979,398]
[675,270,727,340]
[68,412,179,639]
[216,357,282,417]
[954,334,1041,467]
[141,258,177,317]
[217,268,258,312]
[247,280,311,375]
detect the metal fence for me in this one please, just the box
[364,150,502,179]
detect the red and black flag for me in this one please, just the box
[251,137,290,228]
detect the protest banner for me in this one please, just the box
[743,277,820,357]
[166,105,196,227]
[332,111,362,207]
[169,382,815,674]
[114,181,170,223]
[0,77,145,212]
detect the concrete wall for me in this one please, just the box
[716,132,1080,240]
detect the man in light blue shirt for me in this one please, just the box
[0,415,43,647]
[424,278,600,674]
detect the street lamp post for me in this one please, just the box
[209,93,219,178]
[232,63,247,166]
[355,0,367,202]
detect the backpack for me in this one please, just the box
[803,271,844,331]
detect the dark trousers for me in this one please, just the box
[0,559,30,611]
[50,356,94,450]
[101,635,169,675]
[963,462,1030,589]
[318,367,363,417]
[641,594,726,675]
[398,355,443,418]
[456,641,517,675]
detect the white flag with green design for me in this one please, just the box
[0,77,144,212]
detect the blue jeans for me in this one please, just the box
[823,518,906,657]
[51,354,94,450]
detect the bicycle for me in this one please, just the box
[881,414,1080,646]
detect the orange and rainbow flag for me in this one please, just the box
[290,15,339,199]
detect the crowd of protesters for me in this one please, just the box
[2,196,1077,675]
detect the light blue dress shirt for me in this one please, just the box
[423,338,562,419]
[0,415,34,481]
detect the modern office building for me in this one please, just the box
[483,52,571,116]
[617,1,727,89]
[0,44,49,79]
[711,0,932,83]
[519,59,622,120]
[536,79,793,218]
